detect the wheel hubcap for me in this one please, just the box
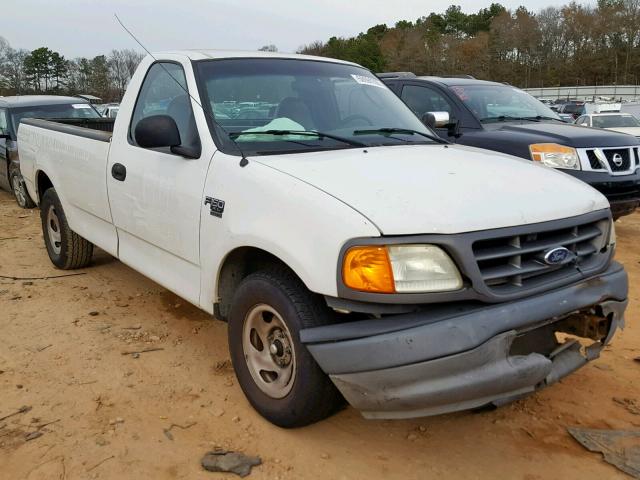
[242,304,295,398]
[12,175,26,206]
[46,205,62,255]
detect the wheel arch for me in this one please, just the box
[214,246,308,321]
[35,169,54,203]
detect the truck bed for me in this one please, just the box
[20,117,115,142]
[18,117,117,255]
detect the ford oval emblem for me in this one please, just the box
[543,247,576,265]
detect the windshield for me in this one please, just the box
[195,58,436,155]
[10,103,100,136]
[449,84,562,123]
[593,114,640,128]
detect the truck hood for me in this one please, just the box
[253,144,609,235]
[605,126,640,138]
[484,121,640,148]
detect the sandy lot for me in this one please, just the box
[0,189,638,479]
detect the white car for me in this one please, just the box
[102,105,119,119]
[575,112,640,138]
[17,50,628,427]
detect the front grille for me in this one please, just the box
[472,218,607,295]
[583,147,638,173]
[586,150,604,170]
[603,148,631,172]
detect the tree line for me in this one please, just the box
[0,37,144,101]
[298,0,640,88]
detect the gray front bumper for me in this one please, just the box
[302,262,628,419]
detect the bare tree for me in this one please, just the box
[108,49,144,99]
[0,45,29,94]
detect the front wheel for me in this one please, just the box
[10,170,36,209]
[227,267,343,428]
[40,188,94,269]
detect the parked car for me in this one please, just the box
[557,112,575,122]
[19,51,627,427]
[559,101,586,119]
[102,104,120,119]
[0,96,102,208]
[576,112,640,138]
[621,102,640,121]
[380,73,640,219]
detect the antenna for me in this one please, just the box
[113,14,249,167]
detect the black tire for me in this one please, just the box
[10,169,36,209]
[228,266,343,428]
[40,188,93,269]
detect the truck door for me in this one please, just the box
[107,61,211,305]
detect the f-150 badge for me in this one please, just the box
[204,197,225,218]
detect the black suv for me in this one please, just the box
[0,96,101,208]
[380,73,640,219]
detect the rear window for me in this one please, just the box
[10,103,100,136]
[562,104,585,115]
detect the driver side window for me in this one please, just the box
[400,85,454,119]
[130,62,200,154]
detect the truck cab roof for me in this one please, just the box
[415,76,502,87]
[0,95,91,108]
[379,72,501,87]
[153,49,358,66]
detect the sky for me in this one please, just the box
[4,0,571,58]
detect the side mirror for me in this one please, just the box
[135,115,181,149]
[422,111,450,128]
[134,115,199,158]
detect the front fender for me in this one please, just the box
[198,153,380,313]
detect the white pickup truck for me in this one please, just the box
[18,50,628,427]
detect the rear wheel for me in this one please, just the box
[227,266,343,428]
[40,188,93,269]
[10,170,36,209]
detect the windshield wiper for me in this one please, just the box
[228,129,366,147]
[523,115,566,122]
[353,127,447,144]
[480,115,542,123]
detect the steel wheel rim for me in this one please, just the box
[46,205,62,255]
[12,175,26,207]
[242,304,296,399]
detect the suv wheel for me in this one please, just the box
[10,170,36,209]
[227,266,343,427]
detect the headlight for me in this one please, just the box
[342,244,463,293]
[530,143,581,170]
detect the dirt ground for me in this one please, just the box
[0,189,638,480]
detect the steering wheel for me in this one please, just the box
[342,115,373,127]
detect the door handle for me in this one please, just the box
[111,163,126,181]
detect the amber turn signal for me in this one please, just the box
[342,246,395,293]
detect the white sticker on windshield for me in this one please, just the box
[71,104,91,109]
[351,74,385,88]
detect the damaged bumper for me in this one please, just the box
[301,262,628,419]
